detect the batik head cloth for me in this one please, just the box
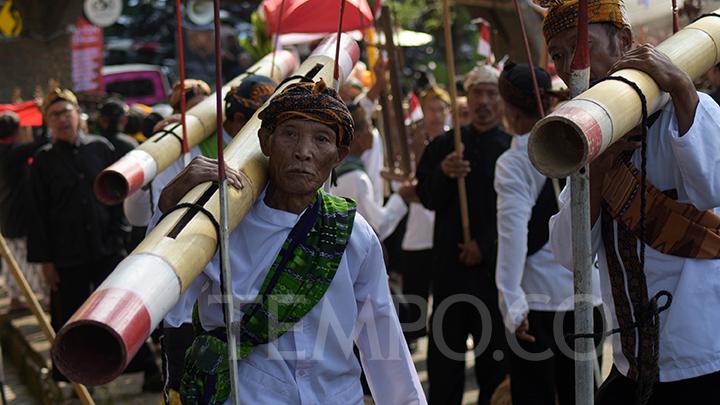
[258,79,354,147]
[536,0,631,42]
[224,75,276,123]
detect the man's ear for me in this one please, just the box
[335,145,350,166]
[258,127,271,157]
[619,26,633,53]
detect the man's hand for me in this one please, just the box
[458,240,482,266]
[42,262,59,291]
[152,114,182,133]
[366,57,388,102]
[397,181,418,203]
[158,156,246,213]
[515,314,536,343]
[441,145,470,179]
[609,44,699,135]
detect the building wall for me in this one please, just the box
[0,0,82,103]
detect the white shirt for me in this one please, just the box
[401,202,434,251]
[550,93,720,382]
[332,165,407,242]
[495,134,602,332]
[361,128,386,205]
[164,191,426,404]
[123,130,233,226]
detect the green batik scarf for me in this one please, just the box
[180,190,356,405]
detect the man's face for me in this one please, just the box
[466,83,501,130]
[46,101,80,142]
[548,24,631,86]
[422,98,449,136]
[260,119,348,196]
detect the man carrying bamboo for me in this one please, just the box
[157,79,426,404]
[541,0,720,403]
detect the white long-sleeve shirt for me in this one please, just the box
[164,191,426,404]
[495,134,601,332]
[550,93,720,382]
[332,166,407,241]
[360,128,386,205]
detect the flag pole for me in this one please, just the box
[175,0,190,166]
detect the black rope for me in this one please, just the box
[151,122,184,146]
[158,202,221,245]
[571,74,674,405]
[569,290,673,341]
[692,12,720,23]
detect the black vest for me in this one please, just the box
[527,178,564,257]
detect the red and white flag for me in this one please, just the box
[405,91,423,125]
[477,21,494,64]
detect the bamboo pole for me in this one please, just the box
[0,234,95,405]
[94,50,299,205]
[442,0,472,244]
[51,35,360,386]
[529,9,720,178]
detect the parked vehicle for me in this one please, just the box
[102,64,171,106]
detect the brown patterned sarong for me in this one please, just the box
[601,160,720,259]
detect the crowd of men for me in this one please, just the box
[2,0,720,404]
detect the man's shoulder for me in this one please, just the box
[346,212,378,255]
[84,134,115,150]
[114,133,140,147]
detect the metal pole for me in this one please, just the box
[212,1,241,403]
[570,1,594,404]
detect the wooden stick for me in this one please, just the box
[0,234,95,405]
[442,0,471,244]
[379,5,412,179]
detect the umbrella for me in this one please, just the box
[261,0,374,35]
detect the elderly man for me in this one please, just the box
[28,89,161,388]
[541,0,720,404]
[157,80,426,404]
[415,65,511,405]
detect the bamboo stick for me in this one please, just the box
[94,50,299,205]
[529,9,720,178]
[51,35,360,386]
[442,0,472,244]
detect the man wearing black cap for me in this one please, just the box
[97,98,138,161]
[493,63,604,405]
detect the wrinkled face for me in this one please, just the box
[548,24,631,86]
[422,98,449,136]
[466,83,501,130]
[260,119,348,196]
[46,101,80,142]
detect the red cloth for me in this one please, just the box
[262,0,374,35]
[0,101,43,127]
